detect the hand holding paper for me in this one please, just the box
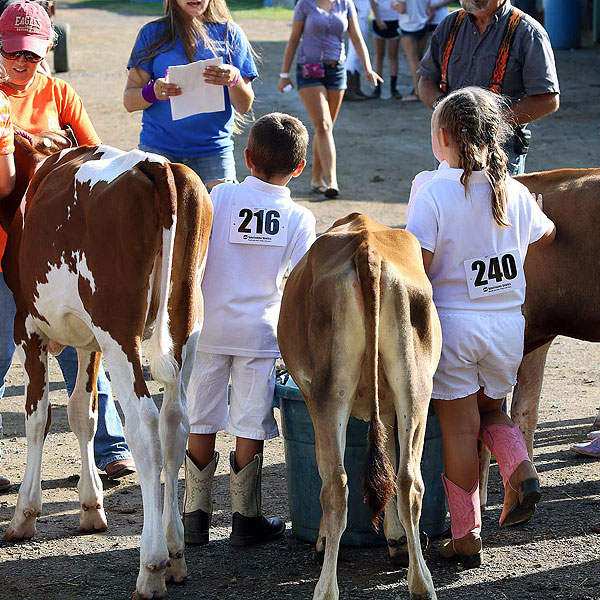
[167,57,226,121]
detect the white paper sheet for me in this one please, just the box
[167,57,225,121]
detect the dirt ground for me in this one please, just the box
[0,2,599,599]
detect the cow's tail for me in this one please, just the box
[139,159,179,386]
[355,241,395,529]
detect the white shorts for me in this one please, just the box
[432,311,525,401]
[187,352,278,440]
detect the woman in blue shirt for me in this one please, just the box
[124,0,258,190]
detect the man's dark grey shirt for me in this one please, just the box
[418,1,560,105]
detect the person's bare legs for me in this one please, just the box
[388,37,400,79]
[187,433,217,469]
[235,437,264,470]
[434,393,480,491]
[373,36,385,79]
[299,86,345,191]
[401,35,422,101]
[434,392,482,559]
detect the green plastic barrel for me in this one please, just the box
[276,375,447,546]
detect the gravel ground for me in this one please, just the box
[0,3,598,599]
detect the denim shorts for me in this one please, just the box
[138,145,237,183]
[296,62,347,90]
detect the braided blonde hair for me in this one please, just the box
[434,87,513,227]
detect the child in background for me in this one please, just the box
[406,87,555,567]
[369,0,401,98]
[183,113,316,547]
[395,0,429,101]
[426,0,452,33]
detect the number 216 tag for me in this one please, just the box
[229,206,289,246]
[463,249,526,299]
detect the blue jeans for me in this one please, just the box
[56,346,131,470]
[138,145,237,183]
[0,273,16,463]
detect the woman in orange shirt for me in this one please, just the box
[0,85,15,491]
[0,1,135,482]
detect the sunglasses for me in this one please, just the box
[0,48,44,63]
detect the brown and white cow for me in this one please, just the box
[480,167,600,505]
[278,213,441,600]
[1,138,212,599]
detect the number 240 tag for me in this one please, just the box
[463,249,526,299]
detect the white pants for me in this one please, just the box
[187,352,278,440]
[346,0,370,74]
[432,311,525,401]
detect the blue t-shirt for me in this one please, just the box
[127,21,258,157]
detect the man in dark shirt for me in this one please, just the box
[418,0,559,174]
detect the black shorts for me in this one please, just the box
[400,25,428,37]
[373,19,400,40]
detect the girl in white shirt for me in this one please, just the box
[407,87,555,567]
[394,0,429,101]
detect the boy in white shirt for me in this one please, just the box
[183,113,316,547]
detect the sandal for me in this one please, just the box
[401,94,420,103]
[324,187,340,199]
[571,436,600,457]
[310,185,327,194]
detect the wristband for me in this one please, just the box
[279,72,290,79]
[142,82,158,104]
[432,94,446,109]
[227,72,240,88]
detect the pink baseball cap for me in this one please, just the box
[0,1,52,57]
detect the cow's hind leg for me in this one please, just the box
[511,341,552,459]
[310,394,352,600]
[102,343,168,600]
[67,349,107,532]
[382,412,409,567]
[5,329,49,540]
[160,332,199,584]
[395,399,436,599]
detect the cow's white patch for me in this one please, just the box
[75,146,166,191]
[33,254,98,350]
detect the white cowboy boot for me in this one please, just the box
[229,451,285,546]
[183,450,218,545]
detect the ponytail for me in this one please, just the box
[434,87,513,228]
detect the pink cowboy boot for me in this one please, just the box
[481,423,541,527]
[439,475,483,568]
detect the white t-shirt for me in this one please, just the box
[375,0,399,22]
[429,1,448,26]
[406,168,554,313]
[398,0,429,32]
[198,176,317,357]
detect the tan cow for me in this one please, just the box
[1,138,212,600]
[480,168,600,506]
[278,213,441,600]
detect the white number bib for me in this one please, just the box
[229,205,289,246]
[464,249,526,299]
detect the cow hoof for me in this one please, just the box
[388,537,409,567]
[165,554,187,584]
[79,506,108,533]
[132,590,167,600]
[132,580,167,600]
[4,513,38,540]
[410,592,437,600]
[388,532,429,567]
